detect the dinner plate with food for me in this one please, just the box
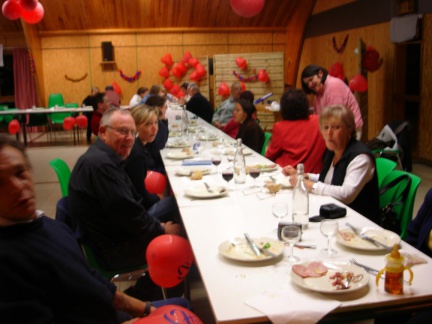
[291,261,369,293]
[184,184,228,199]
[175,166,212,177]
[337,227,400,251]
[166,151,194,160]
[166,139,190,148]
[246,164,279,173]
[218,237,284,262]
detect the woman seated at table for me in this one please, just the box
[283,104,379,223]
[129,86,148,107]
[143,94,169,174]
[405,188,432,258]
[125,104,180,222]
[222,90,255,138]
[234,99,264,154]
[265,89,326,173]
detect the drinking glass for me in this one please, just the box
[272,202,288,220]
[212,156,222,175]
[222,167,234,191]
[320,219,339,255]
[249,168,261,188]
[281,225,301,263]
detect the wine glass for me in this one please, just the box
[320,219,339,255]
[212,156,222,175]
[222,167,234,191]
[272,202,288,221]
[249,168,261,188]
[281,225,301,263]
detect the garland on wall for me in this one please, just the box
[332,34,349,53]
[119,69,141,82]
[65,73,88,82]
[232,70,258,82]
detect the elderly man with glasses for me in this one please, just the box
[69,108,182,284]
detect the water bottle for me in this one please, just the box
[233,138,246,184]
[292,163,309,229]
[180,106,189,136]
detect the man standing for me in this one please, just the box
[212,81,242,129]
[185,84,213,123]
[81,86,99,142]
[69,108,181,270]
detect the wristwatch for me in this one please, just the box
[142,301,153,317]
[311,182,318,194]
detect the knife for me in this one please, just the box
[346,223,393,252]
[244,233,261,256]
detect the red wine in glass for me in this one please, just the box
[249,169,261,188]
[222,170,234,190]
[212,157,222,174]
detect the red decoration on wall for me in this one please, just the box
[119,69,141,82]
[332,34,349,54]
[257,69,269,82]
[235,57,247,70]
[232,70,258,82]
[362,46,383,72]
[65,73,88,82]
[217,82,230,96]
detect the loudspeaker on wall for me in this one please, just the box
[101,42,114,62]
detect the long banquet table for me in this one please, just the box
[162,108,432,323]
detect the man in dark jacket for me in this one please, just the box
[186,84,213,123]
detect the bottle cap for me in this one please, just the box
[387,243,403,262]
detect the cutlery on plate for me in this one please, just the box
[294,244,316,249]
[203,182,214,193]
[258,246,276,257]
[244,233,261,256]
[349,259,411,285]
[346,223,393,252]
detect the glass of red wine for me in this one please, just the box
[249,168,261,188]
[212,156,222,175]
[222,167,234,191]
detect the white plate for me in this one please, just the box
[175,167,212,176]
[198,134,219,141]
[184,184,228,199]
[265,174,291,188]
[291,261,369,294]
[247,164,279,173]
[219,237,284,262]
[166,140,190,148]
[189,120,199,126]
[336,227,400,251]
[166,152,194,160]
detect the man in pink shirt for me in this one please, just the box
[301,65,363,140]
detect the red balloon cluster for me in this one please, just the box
[158,67,170,78]
[258,69,269,82]
[170,85,181,97]
[134,305,203,324]
[349,74,368,92]
[75,115,88,129]
[172,63,188,78]
[328,62,345,81]
[146,235,194,288]
[362,46,383,72]
[161,53,173,67]
[63,117,76,131]
[181,51,192,66]
[8,119,20,135]
[230,0,265,18]
[235,57,247,70]
[2,0,44,24]
[217,82,230,97]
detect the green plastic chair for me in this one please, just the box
[48,94,71,126]
[65,103,79,108]
[379,170,421,238]
[376,157,398,188]
[49,158,71,197]
[261,132,272,156]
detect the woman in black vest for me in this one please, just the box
[284,104,379,223]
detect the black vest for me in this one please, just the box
[319,139,379,224]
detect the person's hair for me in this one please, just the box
[149,84,164,95]
[231,81,241,91]
[91,86,100,94]
[300,65,328,94]
[94,92,106,104]
[130,104,159,126]
[319,104,356,139]
[137,87,148,95]
[105,85,114,91]
[189,84,200,94]
[99,107,131,127]
[145,94,166,108]
[239,90,254,103]
[181,82,189,90]
[0,134,31,169]
[280,89,309,121]
[237,99,256,119]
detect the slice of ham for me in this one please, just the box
[292,262,328,278]
[339,230,355,241]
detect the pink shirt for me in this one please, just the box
[315,75,363,129]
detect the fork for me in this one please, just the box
[203,182,214,193]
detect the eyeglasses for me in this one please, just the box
[105,126,136,137]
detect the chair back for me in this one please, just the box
[65,103,79,108]
[400,172,421,239]
[49,158,71,197]
[261,132,272,156]
[376,157,398,187]
[48,93,65,108]
[145,171,167,195]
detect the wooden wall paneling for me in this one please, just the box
[312,0,357,14]
[419,13,432,161]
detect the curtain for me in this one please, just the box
[13,48,38,109]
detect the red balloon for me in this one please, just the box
[145,171,167,195]
[235,57,247,70]
[240,82,246,92]
[161,53,173,67]
[181,51,192,65]
[134,305,203,324]
[75,115,88,129]
[329,62,345,81]
[21,1,44,24]
[188,57,199,68]
[172,66,181,78]
[2,0,22,20]
[146,235,194,288]
[362,47,382,72]
[177,63,187,76]
[8,119,20,135]
[217,82,230,96]
[349,74,368,92]
[19,0,37,12]
[176,90,186,99]
[195,64,206,78]
[170,85,181,96]
[258,69,269,82]
[163,78,174,91]
[158,67,170,78]
[63,117,76,131]
[189,71,199,81]
[230,0,265,18]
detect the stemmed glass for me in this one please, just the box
[249,168,261,188]
[212,156,222,175]
[281,225,301,263]
[272,202,288,221]
[222,167,234,191]
[320,219,339,255]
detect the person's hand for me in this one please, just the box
[162,221,182,235]
[220,123,227,129]
[282,165,297,177]
[213,121,222,129]
[122,318,139,324]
